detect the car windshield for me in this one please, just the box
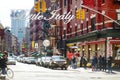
[8,57,15,60]
[52,56,65,60]
[29,57,35,60]
[42,57,51,61]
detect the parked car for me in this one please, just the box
[35,57,41,66]
[40,56,52,67]
[7,57,16,65]
[26,57,36,64]
[49,55,68,70]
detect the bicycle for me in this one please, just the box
[0,67,14,79]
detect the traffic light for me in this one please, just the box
[80,9,85,20]
[75,9,85,20]
[75,9,80,19]
[34,1,40,12]
[42,0,46,13]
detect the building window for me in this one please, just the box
[64,0,67,6]
[117,13,120,20]
[117,12,120,24]
[86,21,89,33]
[114,0,120,3]
[75,8,77,19]
[81,24,83,34]
[102,0,105,4]
[91,17,96,31]
[70,26,72,37]
[75,26,77,36]
[114,45,120,60]
[70,0,72,4]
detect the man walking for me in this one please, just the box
[107,54,113,73]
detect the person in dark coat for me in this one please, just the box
[91,55,95,71]
[91,54,98,71]
[98,55,102,70]
[102,56,107,71]
[0,54,8,75]
[83,55,87,69]
[94,55,98,71]
[107,55,113,73]
[72,55,76,69]
[80,56,84,67]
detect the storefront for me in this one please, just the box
[66,29,120,65]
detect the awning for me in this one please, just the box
[86,39,105,44]
[66,43,75,46]
[110,39,120,44]
[69,46,78,48]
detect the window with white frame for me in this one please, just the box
[116,9,120,23]
[117,12,120,21]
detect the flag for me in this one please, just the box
[83,0,95,7]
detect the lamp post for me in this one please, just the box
[63,27,66,57]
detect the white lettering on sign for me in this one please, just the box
[27,8,75,24]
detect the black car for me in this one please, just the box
[49,55,68,70]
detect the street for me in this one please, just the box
[5,62,120,80]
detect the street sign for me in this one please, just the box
[43,39,50,47]
[35,43,38,48]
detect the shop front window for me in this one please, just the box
[117,12,120,23]
[114,45,120,60]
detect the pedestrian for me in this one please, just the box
[83,55,87,69]
[91,55,95,71]
[102,55,107,71]
[94,54,98,71]
[72,54,76,69]
[98,55,102,71]
[66,50,70,65]
[91,54,98,71]
[75,51,80,67]
[80,55,84,67]
[66,50,73,67]
[107,54,113,73]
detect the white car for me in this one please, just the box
[7,57,16,65]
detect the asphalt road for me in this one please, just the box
[6,62,120,80]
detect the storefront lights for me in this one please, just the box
[89,48,91,51]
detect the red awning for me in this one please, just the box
[86,39,105,44]
[110,39,120,44]
[78,39,105,45]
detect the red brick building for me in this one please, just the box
[55,0,120,66]
[30,0,120,66]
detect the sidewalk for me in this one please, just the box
[67,66,120,74]
[67,66,120,80]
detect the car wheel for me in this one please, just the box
[65,67,67,70]
[51,66,54,69]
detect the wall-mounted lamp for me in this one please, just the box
[75,49,77,51]
[97,47,100,50]
[89,48,91,51]
[77,48,80,51]
[82,48,85,51]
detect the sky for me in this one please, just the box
[0,0,34,27]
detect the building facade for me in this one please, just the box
[52,0,120,66]
[0,23,5,52]
[10,10,26,49]
[30,0,120,67]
